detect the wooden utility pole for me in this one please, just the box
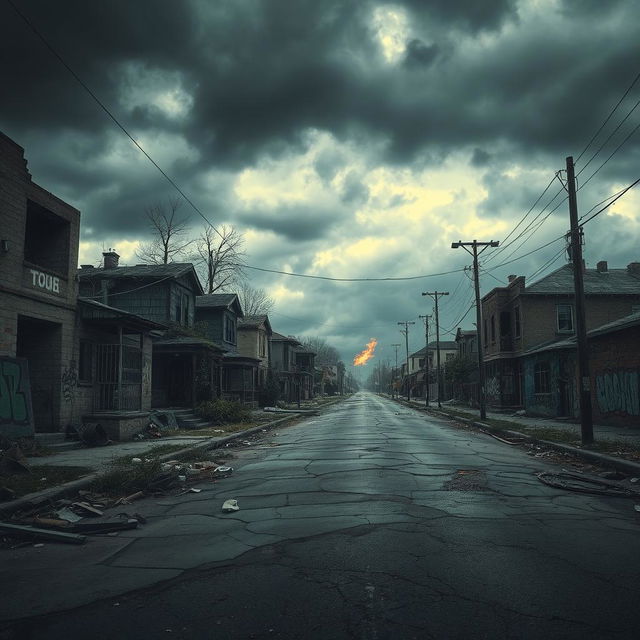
[419,314,431,407]
[566,156,594,444]
[451,240,499,419]
[391,343,401,399]
[398,321,415,401]
[421,293,448,408]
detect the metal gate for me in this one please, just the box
[95,343,142,411]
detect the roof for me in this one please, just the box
[410,341,458,358]
[525,264,640,296]
[196,293,244,317]
[153,335,226,353]
[78,298,167,331]
[79,262,194,280]
[78,263,204,295]
[271,332,301,345]
[238,315,272,332]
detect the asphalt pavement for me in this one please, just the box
[2,391,640,639]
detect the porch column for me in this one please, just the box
[117,325,123,410]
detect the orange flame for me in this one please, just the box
[353,338,378,366]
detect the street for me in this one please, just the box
[2,391,640,639]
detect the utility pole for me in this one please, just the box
[391,343,401,399]
[566,156,593,445]
[421,293,448,408]
[418,314,431,407]
[451,240,499,420]
[398,321,415,402]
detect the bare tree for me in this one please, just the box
[297,336,340,365]
[193,224,245,294]
[136,197,192,264]
[237,281,275,316]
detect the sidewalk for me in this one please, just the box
[396,396,640,473]
[0,398,346,516]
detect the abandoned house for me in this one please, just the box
[78,257,225,421]
[195,294,261,406]
[481,262,640,412]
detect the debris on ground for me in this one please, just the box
[0,522,87,545]
[78,423,110,447]
[536,470,640,498]
[0,444,30,476]
[221,499,239,512]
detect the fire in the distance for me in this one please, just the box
[353,338,378,366]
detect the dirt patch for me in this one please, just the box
[443,469,488,491]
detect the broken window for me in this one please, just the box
[24,200,70,274]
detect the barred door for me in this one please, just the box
[95,343,142,411]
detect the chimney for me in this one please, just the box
[80,264,95,270]
[596,261,608,273]
[508,275,517,283]
[627,262,640,275]
[103,249,120,270]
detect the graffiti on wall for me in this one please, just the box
[62,361,77,403]
[486,377,500,400]
[595,370,640,416]
[142,356,151,398]
[0,356,34,438]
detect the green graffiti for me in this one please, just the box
[0,360,28,422]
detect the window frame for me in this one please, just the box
[556,304,574,333]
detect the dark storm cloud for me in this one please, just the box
[401,0,518,32]
[471,148,491,168]
[3,0,639,176]
[236,203,344,242]
[403,40,439,69]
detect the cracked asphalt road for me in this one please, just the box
[2,392,640,639]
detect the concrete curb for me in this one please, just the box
[395,398,640,476]
[0,400,343,518]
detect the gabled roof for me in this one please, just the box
[238,314,272,333]
[525,264,640,295]
[410,341,458,358]
[78,263,204,295]
[196,293,244,317]
[271,331,301,345]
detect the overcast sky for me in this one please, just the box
[2,0,639,381]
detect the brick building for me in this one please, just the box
[521,312,640,427]
[481,262,640,410]
[0,132,80,433]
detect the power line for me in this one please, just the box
[578,120,640,191]
[580,177,640,225]
[575,69,640,164]
[238,263,465,282]
[576,97,640,179]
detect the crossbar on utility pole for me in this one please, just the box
[451,240,499,419]
[391,343,401,399]
[566,156,594,445]
[419,314,431,407]
[421,293,448,408]
[398,321,415,401]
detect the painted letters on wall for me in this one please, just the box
[595,370,640,417]
[0,357,35,438]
